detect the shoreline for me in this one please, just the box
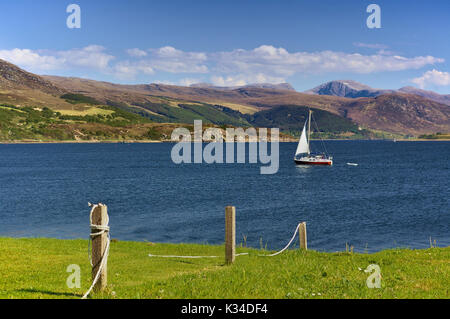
[1,236,446,254]
[0,236,444,255]
[395,139,450,142]
[0,139,165,145]
[1,138,450,145]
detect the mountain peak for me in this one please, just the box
[304,80,392,98]
[330,80,373,91]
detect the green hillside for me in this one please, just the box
[0,91,395,142]
[0,104,153,141]
[119,99,365,136]
[127,100,250,126]
[245,105,371,138]
[61,93,102,105]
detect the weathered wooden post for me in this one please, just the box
[225,206,236,264]
[91,204,109,292]
[299,222,308,250]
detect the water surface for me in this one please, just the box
[0,141,448,252]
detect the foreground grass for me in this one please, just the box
[0,238,448,299]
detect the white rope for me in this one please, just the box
[258,223,301,257]
[148,252,249,258]
[148,223,302,259]
[82,203,110,299]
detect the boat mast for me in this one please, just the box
[307,108,312,155]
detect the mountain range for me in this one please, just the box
[0,58,449,138]
[305,80,450,106]
[189,82,296,91]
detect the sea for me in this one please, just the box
[0,141,448,252]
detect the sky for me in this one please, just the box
[0,0,449,93]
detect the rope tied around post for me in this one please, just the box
[148,222,306,259]
[82,203,110,299]
[257,223,302,257]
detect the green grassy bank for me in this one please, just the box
[0,238,448,299]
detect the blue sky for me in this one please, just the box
[1,0,449,93]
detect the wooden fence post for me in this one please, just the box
[91,204,108,292]
[225,206,236,264]
[299,222,308,250]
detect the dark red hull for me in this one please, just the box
[294,159,332,166]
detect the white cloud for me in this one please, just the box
[0,44,444,85]
[113,60,155,79]
[0,48,63,71]
[56,45,114,70]
[153,80,176,85]
[147,46,208,73]
[211,76,247,87]
[211,73,286,87]
[126,48,148,57]
[212,45,444,77]
[0,45,207,79]
[114,47,209,76]
[0,45,114,72]
[353,42,388,50]
[178,78,202,86]
[411,69,450,88]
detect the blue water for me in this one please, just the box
[0,141,448,252]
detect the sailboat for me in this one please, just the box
[294,109,333,166]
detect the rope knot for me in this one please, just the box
[90,224,110,237]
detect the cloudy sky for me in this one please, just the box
[1,0,449,93]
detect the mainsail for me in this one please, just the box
[295,121,309,156]
[294,108,333,166]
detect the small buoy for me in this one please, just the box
[347,163,358,166]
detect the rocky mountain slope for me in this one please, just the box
[0,59,64,94]
[304,80,393,98]
[343,93,450,135]
[305,79,450,106]
[398,86,450,106]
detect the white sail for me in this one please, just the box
[295,121,309,156]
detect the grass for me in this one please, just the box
[61,93,102,105]
[57,107,115,116]
[0,104,155,142]
[0,238,448,299]
[210,101,259,115]
[418,133,450,140]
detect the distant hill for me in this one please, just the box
[398,86,450,106]
[245,105,360,136]
[304,80,393,98]
[190,82,296,91]
[344,93,450,135]
[304,80,450,106]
